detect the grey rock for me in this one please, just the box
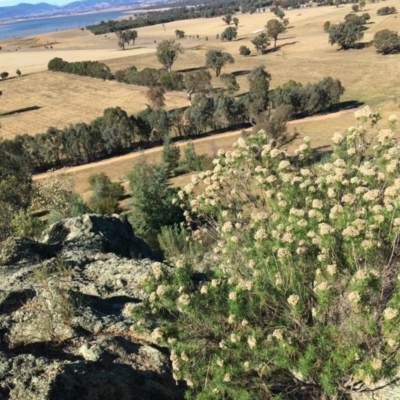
[0,214,183,400]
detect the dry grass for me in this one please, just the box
[3,0,400,194]
[0,72,187,137]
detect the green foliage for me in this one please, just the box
[175,29,185,38]
[87,172,124,215]
[127,161,184,247]
[272,76,345,117]
[239,45,251,56]
[47,58,112,80]
[324,21,331,32]
[377,6,397,16]
[134,108,400,399]
[352,4,359,12]
[156,39,184,72]
[344,13,370,25]
[233,17,239,27]
[116,30,137,49]
[328,22,364,50]
[159,71,184,91]
[11,208,44,240]
[220,73,240,94]
[222,14,232,25]
[251,32,269,53]
[0,139,33,240]
[205,49,234,77]
[221,26,238,41]
[162,135,181,173]
[183,140,198,170]
[265,19,285,48]
[374,29,400,54]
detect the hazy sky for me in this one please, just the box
[0,0,71,6]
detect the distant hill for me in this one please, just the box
[0,0,140,20]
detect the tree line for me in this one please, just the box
[86,0,276,35]
[48,58,113,80]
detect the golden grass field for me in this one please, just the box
[1,0,399,198]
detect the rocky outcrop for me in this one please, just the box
[0,214,183,400]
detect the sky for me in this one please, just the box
[0,0,71,6]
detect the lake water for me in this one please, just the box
[0,10,130,40]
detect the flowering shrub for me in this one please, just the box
[134,107,400,399]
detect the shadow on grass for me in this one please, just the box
[232,70,251,76]
[335,100,365,111]
[177,66,207,73]
[0,106,42,117]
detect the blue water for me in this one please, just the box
[0,10,130,39]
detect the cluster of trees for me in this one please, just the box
[344,12,370,26]
[48,58,113,80]
[328,18,366,50]
[86,0,279,35]
[271,77,345,118]
[374,29,400,54]
[377,6,397,16]
[116,29,138,50]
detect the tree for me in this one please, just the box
[0,139,33,240]
[183,69,212,104]
[283,19,289,28]
[161,135,180,173]
[251,32,269,53]
[222,14,232,25]
[359,1,365,10]
[374,29,400,54]
[324,21,331,32]
[221,26,238,41]
[146,86,166,108]
[220,73,240,94]
[1,71,9,80]
[16,69,21,77]
[87,172,124,214]
[205,49,235,77]
[246,65,271,121]
[129,30,138,45]
[159,71,184,91]
[116,30,129,50]
[156,39,184,72]
[233,17,239,27]
[175,29,185,39]
[266,19,285,48]
[377,7,397,16]
[352,4,359,12]
[134,109,400,400]
[239,45,251,56]
[127,161,184,247]
[274,8,285,20]
[328,22,364,50]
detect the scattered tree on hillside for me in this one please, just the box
[16,69,21,77]
[175,29,185,39]
[222,14,232,25]
[328,22,364,50]
[283,19,289,28]
[266,19,285,48]
[1,72,9,80]
[159,71,184,91]
[359,1,365,11]
[233,17,239,27]
[352,4,359,12]
[183,69,212,104]
[221,26,238,41]
[116,30,129,50]
[273,7,285,20]
[324,21,331,32]
[205,50,235,77]
[156,39,184,72]
[239,45,251,56]
[374,29,400,54]
[251,32,269,53]
[146,86,166,108]
[220,73,240,94]
[377,6,397,16]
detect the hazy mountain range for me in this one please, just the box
[0,0,142,20]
